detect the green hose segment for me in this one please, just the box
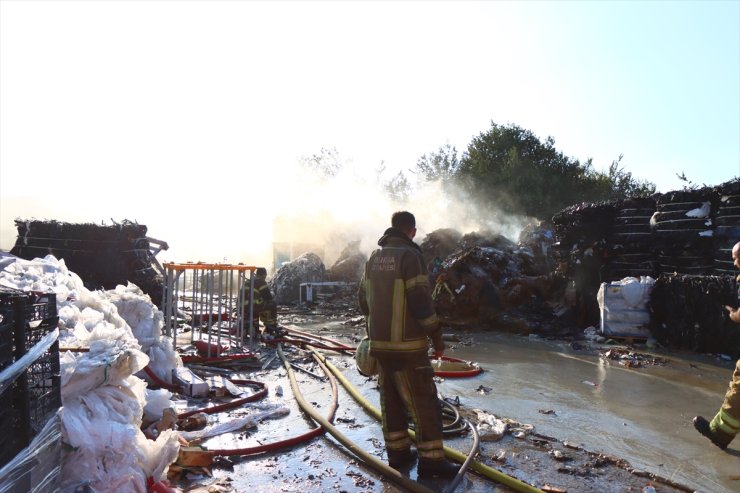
[311,349,545,493]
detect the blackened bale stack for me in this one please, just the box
[651,188,716,276]
[609,197,658,281]
[649,274,739,358]
[714,179,740,276]
[552,201,618,326]
[10,220,164,305]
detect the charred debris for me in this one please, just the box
[7,178,740,359]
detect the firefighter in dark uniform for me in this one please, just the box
[358,211,458,479]
[693,241,740,450]
[247,267,281,337]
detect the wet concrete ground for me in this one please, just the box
[441,331,740,493]
[176,316,739,493]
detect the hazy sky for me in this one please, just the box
[1,0,738,266]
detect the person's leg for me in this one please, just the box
[695,359,740,449]
[262,301,281,334]
[393,353,458,478]
[710,360,740,443]
[377,359,414,467]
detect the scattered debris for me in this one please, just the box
[600,347,668,368]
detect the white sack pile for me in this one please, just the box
[0,254,181,492]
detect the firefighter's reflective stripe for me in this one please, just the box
[418,313,438,330]
[712,408,740,436]
[384,430,411,452]
[371,339,428,352]
[405,274,429,291]
[390,279,405,341]
[363,278,373,327]
[417,439,445,460]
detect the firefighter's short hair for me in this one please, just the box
[391,211,415,232]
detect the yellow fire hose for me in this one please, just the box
[310,348,545,493]
[277,344,437,493]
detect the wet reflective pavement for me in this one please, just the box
[181,319,739,493]
[439,331,740,493]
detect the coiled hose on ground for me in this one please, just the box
[277,344,437,493]
[310,349,545,493]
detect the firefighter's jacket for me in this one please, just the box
[358,228,443,359]
[251,276,274,307]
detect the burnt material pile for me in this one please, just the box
[325,241,366,283]
[423,229,564,331]
[419,228,462,263]
[270,252,325,304]
[648,274,739,358]
[10,219,165,304]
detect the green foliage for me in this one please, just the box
[384,171,411,203]
[606,154,656,198]
[414,143,460,183]
[415,121,657,220]
[300,147,343,177]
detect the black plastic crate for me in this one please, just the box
[18,291,58,352]
[0,377,28,468]
[0,289,61,469]
[0,288,25,371]
[24,351,61,435]
[0,313,14,372]
[0,348,61,470]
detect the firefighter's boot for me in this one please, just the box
[693,415,733,450]
[417,458,459,479]
[387,448,416,469]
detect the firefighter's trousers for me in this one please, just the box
[377,352,445,461]
[711,358,740,440]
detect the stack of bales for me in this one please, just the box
[552,201,618,326]
[10,220,164,305]
[713,179,740,276]
[651,188,716,276]
[608,197,658,281]
[649,274,739,357]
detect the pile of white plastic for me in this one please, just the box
[0,254,181,492]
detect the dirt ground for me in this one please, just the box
[164,301,740,493]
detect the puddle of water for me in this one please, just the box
[189,317,738,492]
[439,331,739,493]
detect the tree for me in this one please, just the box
[300,147,344,177]
[457,122,598,218]
[384,171,411,203]
[606,154,656,198]
[447,121,656,219]
[413,143,460,184]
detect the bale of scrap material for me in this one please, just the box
[270,252,325,304]
[714,178,740,276]
[10,219,164,306]
[648,274,739,357]
[419,228,462,265]
[552,200,619,248]
[431,233,560,326]
[517,221,556,276]
[552,201,620,327]
[609,197,658,281]
[651,188,717,276]
[326,241,367,283]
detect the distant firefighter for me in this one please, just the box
[245,267,282,338]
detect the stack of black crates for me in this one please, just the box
[0,287,61,471]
